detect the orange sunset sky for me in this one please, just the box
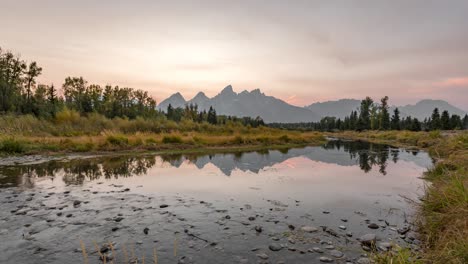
[1,0,467,109]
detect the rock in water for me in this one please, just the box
[359,234,376,246]
[301,226,318,233]
[269,243,283,251]
[367,223,379,229]
[143,227,149,235]
[319,257,334,262]
[329,250,344,258]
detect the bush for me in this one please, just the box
[162,135,183,144]
[106,134,129,146]
[278,135,291,143]
[0,138,26,153]
[73,142,95,152]
[232,135,244,144]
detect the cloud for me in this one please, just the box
[435,77,468,87]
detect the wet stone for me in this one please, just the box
[269,243,283,251]
[367,223,379,229]
[359,234,376,246]
[159,204,169,208]
[256,253,269,260]
[319,256,334,262]
[310,247,324,253]
[329,250,344,258]
[301,226,318,233]
[357,258,371,264]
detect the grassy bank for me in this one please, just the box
[331,130,468,264]
[0,130,326,156]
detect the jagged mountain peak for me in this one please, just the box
[192,91,209,101]
[218,85,236,96]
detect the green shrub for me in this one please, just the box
[0,138,26,153]
[73,142,95,152]
[162,135,183,144]
[106,134,129,146]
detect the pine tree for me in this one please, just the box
[207,106,217,124]
[431,108,441,130]
[390,108,400,130]
[357,97,373,131]
[441,110,450,130]
[379,96,390,130]
[463,114,468,130]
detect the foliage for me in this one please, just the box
[269,97,468,132]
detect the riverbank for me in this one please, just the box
[0,130,326,156]
[331,130,468,263]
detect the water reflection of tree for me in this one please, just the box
[0,156,157,187]
[323,140,393,175]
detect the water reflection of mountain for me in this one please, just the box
[164,140,432,176]
[0,140,433,187]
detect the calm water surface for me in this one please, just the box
[0,140,432,264]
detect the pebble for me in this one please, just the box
[269,243,283,251]
[329,250,344,258]
[310,247,324,253]
[301,226,318,233]
[357,258,371,264]
[319,256,334,262]
[256,253,269,260]
[359,234,376,246]
[339,225,346,230]
[367,223,379,229]
[254,226,262,233]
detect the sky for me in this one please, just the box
[1,0,467,110]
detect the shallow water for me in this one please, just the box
[0,140,432,264]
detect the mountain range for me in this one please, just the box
[158,85,320,123]
[158,85,467,123]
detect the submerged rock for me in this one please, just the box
[359,234,376,246]
[367,223,379,229]
[329,250,344,258]
[301,226,318,233]
[269,243,283,251]
[319,256,334,262]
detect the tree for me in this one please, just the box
[450,114,462,130]
[410,118,421,131]
[379,96,390,130]
[46,84,58,117]
[390,107,401,130]
[207,106,217,124]
[463,114,468,130]
[357,97,373,131]
[440,110,450,130]
[24,61,42,101]
[431,108,441,130]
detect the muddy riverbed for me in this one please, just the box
[0,140,432,264]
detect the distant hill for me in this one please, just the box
[157,85,320,123]
[393,99,467,120]
[158,86,466,123]
[305,99,361,119]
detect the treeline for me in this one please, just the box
[165,103,265,127]
[1,47,158,119]
[0,46,264,127]
[270,96,468,132]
